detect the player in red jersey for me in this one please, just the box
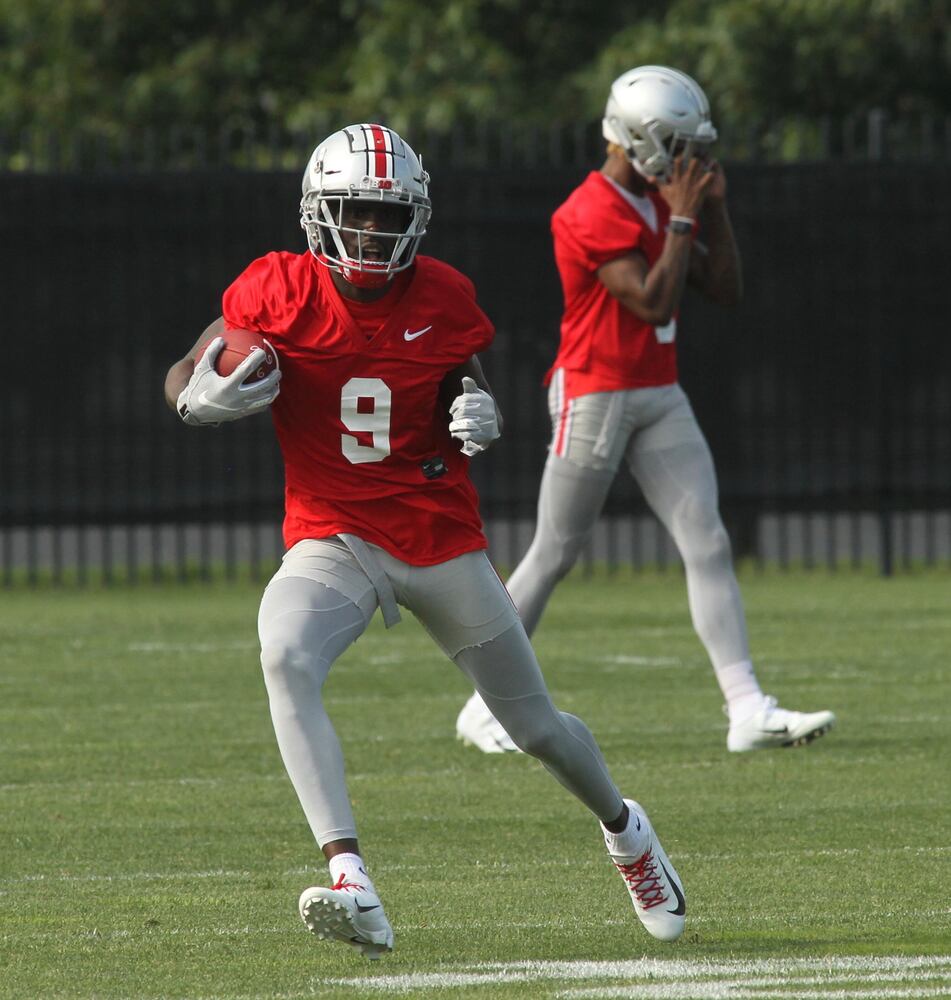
[165,124,687,956]
[456,68,836,756]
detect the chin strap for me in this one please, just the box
[340,262,392,289]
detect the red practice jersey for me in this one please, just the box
[548,171,681,400]
[222,252,493,565]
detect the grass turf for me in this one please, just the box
[1,568,949,998]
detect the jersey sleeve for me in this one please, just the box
[221,252,305,335]
[417,257,495,358]
[554,198,646,273]
[457,272,494,355]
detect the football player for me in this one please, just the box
[164,124,687,957]
[455,67,836,756]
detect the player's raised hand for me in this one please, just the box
[448,376,500,456]
[657,153,717,219]
[177,336,282,426]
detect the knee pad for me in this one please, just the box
[258,579,369,695]
[537,536,584,583]
[673,493,732,567]
[509,712,563,759]
[260,636,311,681]
[259,636,329,709]
[535,461,614,580]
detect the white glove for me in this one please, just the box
[177,336,281,426]
[448,376,500,456]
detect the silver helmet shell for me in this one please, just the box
[602,66,717,181]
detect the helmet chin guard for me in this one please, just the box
[300,124,431,286]
[334,260,393,289]
[602,66,717,182]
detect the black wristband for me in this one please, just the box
[668,219,693,236]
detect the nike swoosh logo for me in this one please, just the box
[758,726,789,735]
[661,861,686,916]
[355,902,381,913]
[404,325,432,341]
[196,392,231,411]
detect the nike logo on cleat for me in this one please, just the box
[355,902,381,913]
[759,725,789,735]
[404,325,432,341]
[662,862,686,916]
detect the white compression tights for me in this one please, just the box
[508,449,750,670]
[258,577,369,847]
[508,383,751,671]
[454,622,621,819]
[259,575,624,847]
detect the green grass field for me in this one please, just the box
[1,569,949,999]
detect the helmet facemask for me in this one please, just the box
[608,116,715,183]
[302,187,430,288]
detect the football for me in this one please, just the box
[198,329,278,384]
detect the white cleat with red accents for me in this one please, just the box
[603,799,686,942]
[298,876,394,959]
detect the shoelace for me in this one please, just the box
[615,850,668,910]
[330,875,367,893]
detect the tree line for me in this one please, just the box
[1,0,947,151]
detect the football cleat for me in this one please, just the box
[298,877,394,959]
[455,692,519,753]
[726,695,836,752]
[604,799,686,942]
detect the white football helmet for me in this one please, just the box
[602,66,717,182]
[300,123,431,287]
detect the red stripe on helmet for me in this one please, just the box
[368,124,389,178]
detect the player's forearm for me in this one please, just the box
[164,358,195,411]
[627,236,693,326]
[165,317,226,412]
[698,201,743,304]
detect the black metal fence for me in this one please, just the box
[4,109,951,171]
[2,122,950,582]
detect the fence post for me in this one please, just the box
[868,108,887,160]
[868,126,893,576]
[878,484,894,577]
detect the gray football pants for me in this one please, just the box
[258,538,623,847]
[507,382,750,669]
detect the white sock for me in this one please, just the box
[601,804,649,860]
[328,852,375,893]
[714,659,765,722]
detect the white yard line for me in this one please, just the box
[600,655,682,667]
[560,988,951,999]
[1,955,943,999]
[319,956,951,996]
